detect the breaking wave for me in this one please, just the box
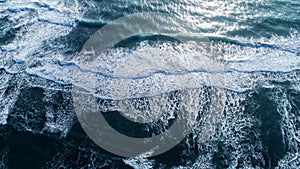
[0,0,300,168]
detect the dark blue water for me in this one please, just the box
[0,0,300,168]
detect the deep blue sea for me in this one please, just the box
[0,0,300,168]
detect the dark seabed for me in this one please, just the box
[0,0,300,168]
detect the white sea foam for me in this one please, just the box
[0,0,84,134]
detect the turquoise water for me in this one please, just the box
[0,0,300,168]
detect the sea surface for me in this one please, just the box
[0,0,300,168]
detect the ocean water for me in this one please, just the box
[0,0,300,168]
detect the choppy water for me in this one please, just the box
[0,0,300,168]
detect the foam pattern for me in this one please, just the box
[274,90,300,168]
[20,38,300,100]
[0,0,300,168]
[1,40,300,168]
[1,39,300,168]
